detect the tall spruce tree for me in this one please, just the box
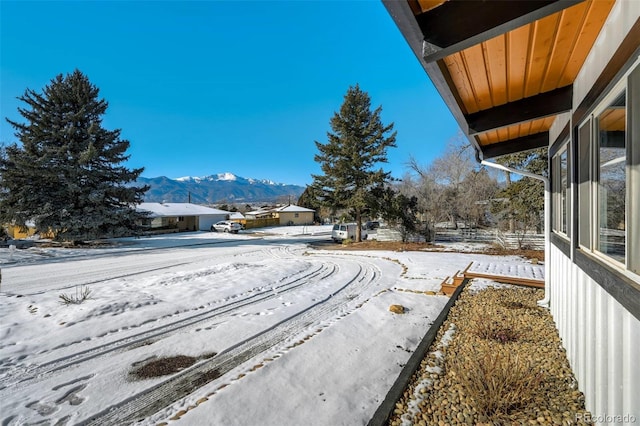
[312,84,396,241]
[0,70,149,243]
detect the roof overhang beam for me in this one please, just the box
[466,85,573,135]
[419,0,586,63]
[481,132,549,159]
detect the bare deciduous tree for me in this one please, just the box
[403,133,499,233]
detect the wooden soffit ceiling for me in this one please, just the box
[384,0,616,158]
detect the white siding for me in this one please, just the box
[573,1,640,109]
[549,245,640,422]
[549,111,571,142]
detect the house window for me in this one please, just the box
[552,142,570,236]
[177,216,185,222]
[578,120,592,248]
[577,61,639,275]
[561,149,569,235]
[294,213,299,218]
[595,92,626,263]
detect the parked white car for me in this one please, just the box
[211,221,242,234]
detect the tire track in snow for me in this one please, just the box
[2,240,273,296]
[78,260,380,425]
[0,262,337,389]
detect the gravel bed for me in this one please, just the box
[388,285,592,426]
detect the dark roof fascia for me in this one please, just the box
[383,0,483,157]
[419,0,586,63]
[481,132,550,159]
[466,85,573,135]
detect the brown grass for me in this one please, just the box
[130,351,218,380]
[471,314,520,344]
[314,239,544,261]
[131,355,198,379]
[451,347,544,418]
[326,240,443,252]
[482,246,545,262]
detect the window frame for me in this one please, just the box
[551,141,570,238]
[576,60,640,277]
[590,82,627,269]
[577,119,592,250]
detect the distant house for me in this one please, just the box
[244,208,275,220]
[4,221,56,239]
[273,205,315,225]
[137,203,230,231]
[5,223,36,239]
[243,205,315,226]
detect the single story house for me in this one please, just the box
[244,205,315,225]
[385,0,639,420]
[244,208,275,220]
[137,202,230,231]
[4,221,55,240]
[273,205,315,225]
[4,222,37,239]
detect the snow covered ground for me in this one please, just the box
[0,226,540,425]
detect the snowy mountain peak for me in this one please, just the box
[216,172,237,181]
[139,173,305,203]
[247,178,279,186]
[174,173,286,185]
[175,173,238,183]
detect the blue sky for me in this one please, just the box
[1,0,461,186]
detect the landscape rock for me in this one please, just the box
[389,304,405,314]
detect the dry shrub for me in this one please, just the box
[59,285,92,305]
[471,314,520,343]
[452,348,544,419]
[503,301,527,309]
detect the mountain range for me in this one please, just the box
[136,172,306,204]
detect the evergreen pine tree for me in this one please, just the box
[0,70,149,243]
[492,148,548,235]
[373,185,419,241]
[312,84,396,241]
[297,185,323,223]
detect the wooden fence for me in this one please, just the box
[434,228,544,250]
[244,218,280,229]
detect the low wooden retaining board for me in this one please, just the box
[367,279,468,426]
[463,271,545,288]
[440,262,473,295]
[440,281,459,296]
[463,261,545,289]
